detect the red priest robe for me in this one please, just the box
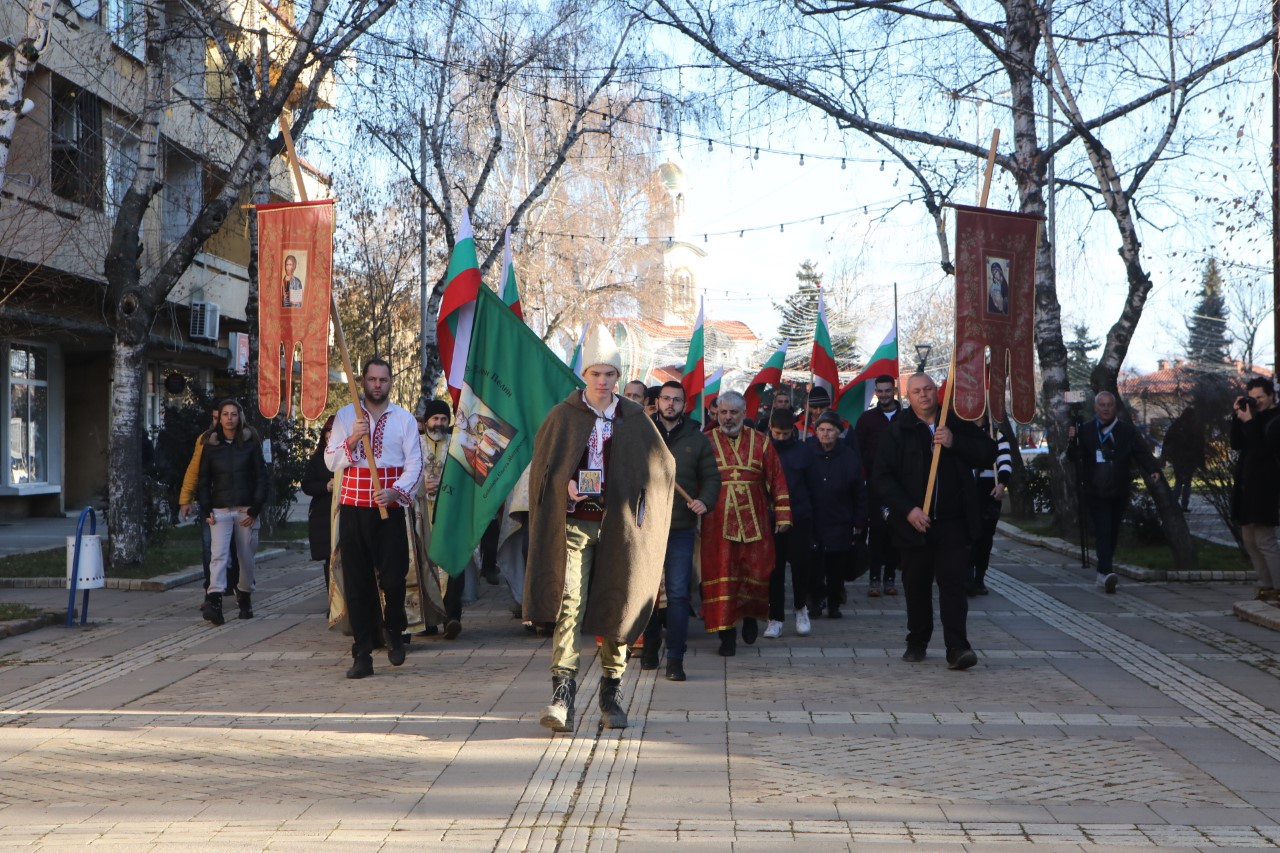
[701,426,792,631]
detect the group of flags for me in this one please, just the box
[430,210,902,574]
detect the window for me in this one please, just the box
[9,344,49,486]
[106,0,145,58]
[50,78,104,209]
[104,120,140,216]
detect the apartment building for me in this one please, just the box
[0,0,327,518]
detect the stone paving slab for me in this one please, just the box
[2,536,1280,850]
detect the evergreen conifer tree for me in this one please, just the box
[1186,258,1231,375]
[771,260,858,369]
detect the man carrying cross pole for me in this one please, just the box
[325,357,424,680]
[874,372,995,671]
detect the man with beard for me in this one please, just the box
[326,358,424,679]
[418,399,463,639]
[702,391,791,656]
[640,381,720,681]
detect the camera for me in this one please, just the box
[1238,397,1256,412]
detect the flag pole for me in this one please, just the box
[923,129,998,515]
[278,117,387,520]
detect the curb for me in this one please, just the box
[0,612,61,639]
[0,548,288,591]
[996,521,1254,583]
[1232,599,1280,631]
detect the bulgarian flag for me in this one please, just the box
[499,227,523,321]
[569,321,589,377]
[810,286,839,407]
[682,297,706,423]
[437,210,482,407]
[428,285,583,575]
[837,320,899,425]
[704,366,725,409]
[744,339,788,421]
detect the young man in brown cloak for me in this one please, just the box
[523,326,675,733]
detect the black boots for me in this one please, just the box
[717,628,737,656]
[741,617,759,644]
[599,677,629,729]
[540,676,576,732]
[202,593,225,626]
[235,590,253,620]
[346,654,374,679]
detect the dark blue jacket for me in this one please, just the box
[808,438,867,551]
[770,434,814,522]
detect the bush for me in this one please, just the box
[1126,492,1164,544]
[1024,454,1055,514]
[263,416,314,530]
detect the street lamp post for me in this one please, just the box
[915,343,933,374]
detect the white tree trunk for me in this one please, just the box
[0,0,55,198]
[107,336,147,566]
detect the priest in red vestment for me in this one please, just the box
[701,390,792,656]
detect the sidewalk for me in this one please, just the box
[1,534,1279,850]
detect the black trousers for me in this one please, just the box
[971,497,1002,585]
[1088,495,1128,573]
[812,544,852,614]
[866,522,897,584]
[444,573,464,621]
[769,519,812,621]
[339,504,409,657]
[900,518,971,653]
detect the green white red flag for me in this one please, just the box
[428,285,582,575]
[499,227,523,321]
[810,287,839,406]
[704,366,724,409]
[681,297,706,423]
[837,321,899,425]
[569,322,589,377]
[437,210,481,407]
[744,339,788,420]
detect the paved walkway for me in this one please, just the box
[0,535,1278,851]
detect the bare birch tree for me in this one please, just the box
[102,0,396,565]
[0,0,54,196]
[641,0,1271,568]
[349,0,659,406]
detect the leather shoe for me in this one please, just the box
[948,649,978,670]
[444,619,462,640]
[387,634,406,667]
[741,618,758,645]
[665,660,686,681]
[901,646,926,663]
[346,655,374,679]
[640,644,660,670]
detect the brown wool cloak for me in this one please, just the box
[523,392,675,644]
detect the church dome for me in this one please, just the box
[657,161,687,191]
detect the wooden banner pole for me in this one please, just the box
[922,129,999,516]
[277,117,387,520]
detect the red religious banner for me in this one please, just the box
[952,204,1043,424]
[256,200,335,420]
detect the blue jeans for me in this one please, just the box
[643,527,697,661]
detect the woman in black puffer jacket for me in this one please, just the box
[197,399,266,626]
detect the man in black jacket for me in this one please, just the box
[767,409,815,637]
[1230,378,1280,600]
[641,381,721,681]
[856,374,902,597]
[874,373,996,670]
[1067,391,1161,594]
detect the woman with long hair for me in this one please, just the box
[197,399,266,625]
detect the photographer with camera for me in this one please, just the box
[1230,377,1280,601]
[1067,391,1161,594]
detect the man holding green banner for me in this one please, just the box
[523,326,676,734]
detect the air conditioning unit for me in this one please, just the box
[190,301,220,341]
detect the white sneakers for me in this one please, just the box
[795,607,811,636]
[1096,572,1119,594]
[763,620,784,639]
